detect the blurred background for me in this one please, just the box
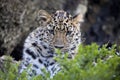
[0,0,120,60]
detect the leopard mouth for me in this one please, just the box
[56,48,68,53]
[54,45,64,49]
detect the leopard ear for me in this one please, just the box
[72,14,84,30]
[36,10,52,25]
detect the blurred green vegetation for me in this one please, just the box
[0,43,120,80]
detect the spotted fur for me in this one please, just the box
[19,10,84,78]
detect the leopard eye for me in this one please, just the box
[64,16,67,19]
[66,31,72,35]
[49,30,54,34]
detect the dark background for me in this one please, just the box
[0,0,120,60]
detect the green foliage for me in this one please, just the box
[53,43,120,80]
[0,56,20,80]
[0,43,120,80]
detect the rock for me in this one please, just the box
[0,0,84,60]
[82,0,120,46]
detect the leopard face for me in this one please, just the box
[37,10,84,56]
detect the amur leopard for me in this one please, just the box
[19,10,84,78]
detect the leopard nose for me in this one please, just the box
[54,45,64,49]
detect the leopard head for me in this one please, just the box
[37,10,84,54]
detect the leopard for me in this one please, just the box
[19,10,84,78]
